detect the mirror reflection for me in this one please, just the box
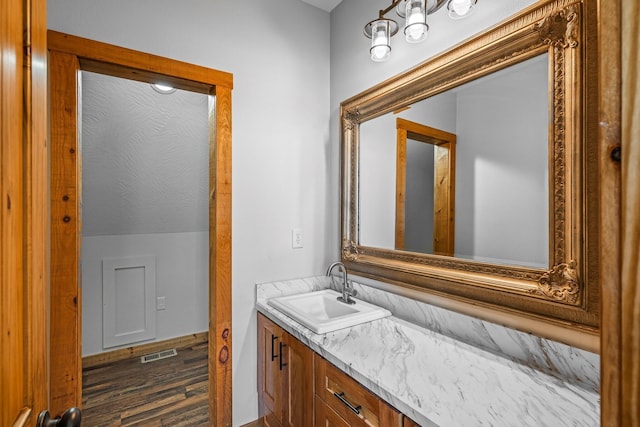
[359,53,549,269]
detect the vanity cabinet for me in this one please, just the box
[403,417,421,427]
[257,313,314,427]
[315,354,402,427]
[258,313,412,427]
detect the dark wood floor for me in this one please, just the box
[82,342,209,426]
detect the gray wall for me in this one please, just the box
[405,139,435,253]
[81,72,209,237]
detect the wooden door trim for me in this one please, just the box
[1,0,48,424]
[620,0,640,423]
[48,31,233,426]
[598,0,622,424]
[394,118,456,256]
[610,0,640,424]
[48,31,233,91]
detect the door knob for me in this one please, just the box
[36,408,81,427]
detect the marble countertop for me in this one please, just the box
[256,277,599,427]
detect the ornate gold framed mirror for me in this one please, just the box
[341,0,599,338]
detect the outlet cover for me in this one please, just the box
[292,228,303,249]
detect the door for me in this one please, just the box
[1,0,48,424]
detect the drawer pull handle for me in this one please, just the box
[333,391,361,415]
[271,335,278,361]
[279,342,288,371]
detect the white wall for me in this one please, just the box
[359,112,397,247]
[48,1,332,424]
[82,232,209,355]
[454,55,549,267]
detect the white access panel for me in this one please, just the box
[102,255,157,348]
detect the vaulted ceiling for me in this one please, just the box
[299,0,343,12]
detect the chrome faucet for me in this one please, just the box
[326,261,357,305]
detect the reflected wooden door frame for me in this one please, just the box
[47,31,233,426]
[394,118,456,256]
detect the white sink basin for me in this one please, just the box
[267,289,392,334]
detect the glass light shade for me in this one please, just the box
[447,0,476,19]
[404,0,428,43]
[151,83,176,94]
[370,20,392,62]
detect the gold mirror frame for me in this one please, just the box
[341,0,600,337]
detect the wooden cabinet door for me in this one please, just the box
[258,314,285,426]
[403,416,421,427]
[258,313,314,427]
[282,332,314,427]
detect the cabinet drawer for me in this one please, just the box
[315,397,350,427]
[315,354,402,427]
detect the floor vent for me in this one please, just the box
[141,348,178,363]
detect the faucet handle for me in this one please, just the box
[347,280,357,297]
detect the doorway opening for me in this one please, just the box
[78,71,210,424]
[48,31,233,426]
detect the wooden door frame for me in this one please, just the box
[1,0,48,425]
[47,31,233,426]
[394,118,455,256]
[600,0,640,424]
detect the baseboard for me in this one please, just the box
[82,331,208,368]
[239,419,264,427]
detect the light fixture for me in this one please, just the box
[399,0,428,43]
[151,83,176,94]
[364,18,398,62]
[447,0,477,19]
[363,0,479,62]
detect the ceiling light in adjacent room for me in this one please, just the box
[151,83,176,94]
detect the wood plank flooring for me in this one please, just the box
[82,342,209,426]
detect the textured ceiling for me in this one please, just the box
[81,71,209,237]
